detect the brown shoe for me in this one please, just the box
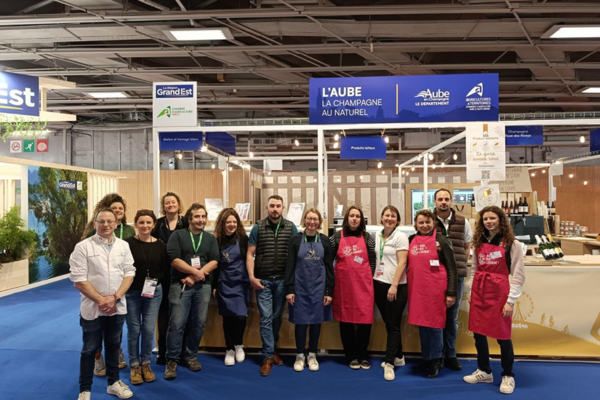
[260,358,274,376]
[142,364,156,382]
[130,365,143,385]
[273,353,284,366]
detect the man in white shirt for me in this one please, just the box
[70,209,136,400]
[433,189,473,372]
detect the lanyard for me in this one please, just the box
[189,230,203,255]
[274,219,282,237]
[304,233,318,242]
[114,223,124,239]
[137,237,154,277]
[379,229,395,261]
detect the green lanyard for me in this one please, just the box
[114,223,124,240]
[189,230,204,255]
[274,220,282,237]
[304,233,318,243]
[379,229,394,261]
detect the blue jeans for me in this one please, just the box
[418,327,443,361]
[255,278,286,358]
[125,285,163,367]
[166,280,211,362]
[443,276,464,358]
[79,314,126,393]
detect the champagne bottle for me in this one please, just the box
[546,201,551,217]
[535,235,552,261]
[523,197,529,214]
[518,197,523,214]
[501,200,505,212]
[513,201,518,215]
[541,236,559,259]
[551,201,556,215]
[547,234,564,258]
[509,201,514,215]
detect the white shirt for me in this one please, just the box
[69,234,135,320]
[437,210,473,244]
[374,228,409,285]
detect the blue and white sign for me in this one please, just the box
[206,132,236,155]
[153,81,197,127]
[159,132,203,151]
[59,180,82,190]
[505,126,543,146]
[340,136,386,160]
[0,71,39,117]
[309,74,498,125]
[591,128,600,153]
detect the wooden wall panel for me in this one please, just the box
[555,166,600,232]
[530,169,549,204]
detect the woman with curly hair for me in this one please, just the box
[463,206,525,395]
[84,193,135,240]
[211,208,249,366]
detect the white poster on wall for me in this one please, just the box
[204,198,224,221]
[286,203,305,227]
[235,203,251,221]
[473,183,501,212]
[466,122,506,182]
[153,81,197,127]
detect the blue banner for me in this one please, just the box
[340,136,386,160]
[58,180,77,190]
[505,126,544,146]
[0,71,39,117]
[159,132,203,151]
[591,128,600,152]
[154,84,195,98]
[309,74,498,125]
[206,132,236,155]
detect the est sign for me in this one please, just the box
[0,71,39,117]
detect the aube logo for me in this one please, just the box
[466,83,484,98]
[414,88,450,106]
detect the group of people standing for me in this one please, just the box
[70,189,525,400]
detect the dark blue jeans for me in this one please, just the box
[125,285,163,366]
[443,276,464,358]
[255,278,286,358]
[79,314,126,393]
[166,280,211,362]
[418,326,443,361]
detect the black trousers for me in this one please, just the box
[223,315,247,350]
[295,324,322,354]
[374,281,408,364]
[474,333,515,377]
[157,279,192,361]
[339,322,372,362]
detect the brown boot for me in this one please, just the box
[142,364,156,382]
[272,353,284,366]
[260,358,274,376]
[130,365,143,385]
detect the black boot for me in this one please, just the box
[413,359,431,374]
[427,358,442,379]
[155,336,167,365]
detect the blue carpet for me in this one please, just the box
[1,279,598,400]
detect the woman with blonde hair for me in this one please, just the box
[285,208,334,372]
[84,193,135,240]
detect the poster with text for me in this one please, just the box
[205,198,224,221]
[473,184,501,212]
[466,122,506,182]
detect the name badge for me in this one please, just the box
[430,260,440,266]
[141,278,158,298]
[490,251,502,259]
[191,257,201,267]
[354,256,364,264]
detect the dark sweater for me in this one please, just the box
[151,215,189,245]
[329,228,377,275]
[166,228,220,281]
[211,233,249,290]
[285,233,335,297]
[408,231,458,297]
[124,237,170,292]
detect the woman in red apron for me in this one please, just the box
[407,210,457,379]
[464,206,525,395]
[330,206,376,370]
[212,209,250,367]
[285,208,334,372]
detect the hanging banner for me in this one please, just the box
[340,136,386,160]
[505,125,544,146]
[159,131,203,151]
[309,73,498,124]
[489,167,532,193]
[591,128,600,152]
[206,132,236,155]
[0,71,39,117]
[466,122,506,182]
[153,82,197,127]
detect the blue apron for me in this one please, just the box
[289,234,333,325]
[217,240,249,317]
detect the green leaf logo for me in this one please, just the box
[158,105,171,118]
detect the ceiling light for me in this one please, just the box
[584,180,589,185]
[453,153,458,161]
[294,139,300,147]
[163,28,234,41]
[411,166,415,171]
[580,135,585,143]
[229,167,232,171]
[201,145,208,152]
[545,26,600,39]
[569,174,574,178]
[432,164,436,169]
[377,161,382,169]
[531,172,536,177]
[428,153,434,160]
[211,163,216,169]
[384,136,389,144]
[268,171,271,175]
[381,171,385,175]
[249,151,254,158]
[583,87,600,93]
[333,142,339,149]
[417,155,423,161]
[405,171,409,176]
[86,92,127,98]
[334,133,339,141]
[441,162,445,167]
[395,164,399,167]
[176,153,183,160]
[542,169,546,174]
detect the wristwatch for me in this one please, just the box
[115,296,121,304]
[507,300,515,306]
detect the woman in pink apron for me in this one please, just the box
[330,206,376,370]
[285,208,334,372]
[463,206,525,395]
[407,210,457,379]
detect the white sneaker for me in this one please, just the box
[383,363,395,381]
[381,356,406,368]
[307,353,319,371]
[500,376,515,394]
[94,355,106,376]
[293,354,305,372]
[77,392,91,400]
[224,350,235,366]
[107,381,133,399]
[464,369,494,384]
[234,345,245,363]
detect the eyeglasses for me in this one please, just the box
[96,220,115,225]
[305,218,320,222]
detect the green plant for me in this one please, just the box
[0,206,37,264]
[0,115,48,141]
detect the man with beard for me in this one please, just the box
[163,204,219,380]
[247,195,298,376]
[433,189,472,372]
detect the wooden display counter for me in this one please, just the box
[559,237,600,256]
